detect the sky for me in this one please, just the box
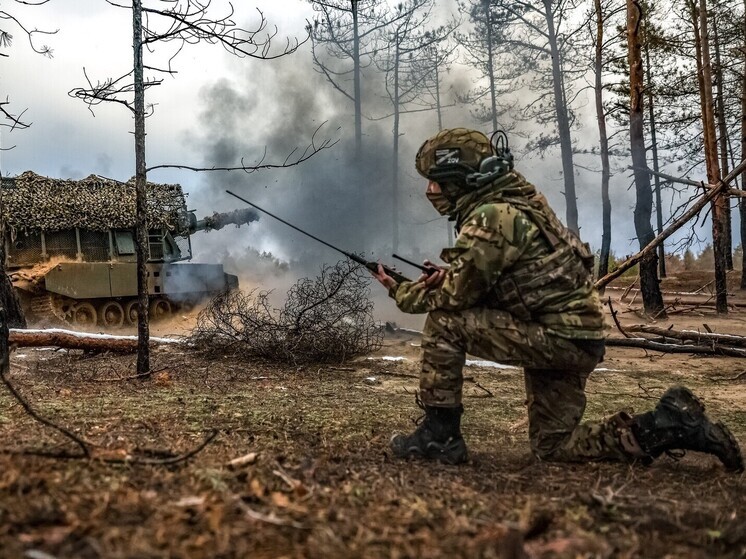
[1,0,730,309]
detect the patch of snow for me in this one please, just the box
[396,327,423,335]
[370,356,408,362]
[593,367,622,372]
[464,360,518,370]
[10,327,182,344]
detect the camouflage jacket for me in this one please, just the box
[391,171,605,340]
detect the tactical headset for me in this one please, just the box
[426,130,515,200]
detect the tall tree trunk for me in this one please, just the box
[594,0,611,287]
[392,34,400,254]
[627,0,665,317]
[432,55,452,246]
[485,0,498,132]
[0,246,26,329]
[1,304,8,379]
[434,58,443,131]
[0,182,26,328]
[544,0,578,233]
[643,18,665,278]
[713,18,733,269]
[741,0,746,289]
[352,0,362,158]
[696,0,728,313]
[132,0,150,374]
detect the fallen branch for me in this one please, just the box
[1,348,91,459]
[103,430,217,466]
[626,325,746,347]
[237,500,306,529]
[605,337,746,357]
[607,298,631,338]
[597,158,746,289]
[707,371,746,382]
[468,381,495,398]
[10,328,182,352]
[1,309,88,457]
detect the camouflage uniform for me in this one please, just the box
[390,140,633,462]
[387,128,742,472]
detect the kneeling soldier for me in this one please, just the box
[372,128,743,472]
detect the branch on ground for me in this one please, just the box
[9,328,182,352]
[605,337,746,358]
[189,260,383,364]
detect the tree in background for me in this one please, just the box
[626,0,665,316]
[492,0,589,234]
[70,0,304,375]
[374,0,457,252]
[455,0,517,132]
[689,0,728,312]
[741,0,746,288]
[308,0,411,159]
[587,0,621,284]
[416,40,459,132]
[0,0,55,329]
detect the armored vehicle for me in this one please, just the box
[1,171,257,327]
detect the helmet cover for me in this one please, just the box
[415,128,494,179]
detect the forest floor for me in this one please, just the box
[0,271,744,558]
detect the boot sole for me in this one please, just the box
[713,421,745,473]
[664,387,743,472]
[391,436,468,465]
[393,446,467,465]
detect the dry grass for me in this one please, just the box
[0,327,744,558]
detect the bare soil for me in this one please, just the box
[1,275,745,558]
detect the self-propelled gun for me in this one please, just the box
[1,171,257,327]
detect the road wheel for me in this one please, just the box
[125,300,139,325]
[150,298,172,321]
[72,302,97,327]
[99,301,125,328]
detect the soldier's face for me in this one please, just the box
[426,180,442,194]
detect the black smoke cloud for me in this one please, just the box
[185,51,454,284]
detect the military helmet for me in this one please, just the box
[415,128,494,179]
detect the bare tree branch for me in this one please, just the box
[147,122,339,173]
[596,157,746,288]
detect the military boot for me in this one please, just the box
[390,403,467,465]
[631,386,743,472]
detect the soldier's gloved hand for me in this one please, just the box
[372,263,399,291]
[418,259,446,289]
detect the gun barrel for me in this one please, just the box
[225,190,411,283]
[189,208,259,233]
[392,254,428,273]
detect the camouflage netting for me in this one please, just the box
[0,171,188,235]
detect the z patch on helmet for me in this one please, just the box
[435,148,461,165]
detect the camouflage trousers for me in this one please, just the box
[420,308,631,462]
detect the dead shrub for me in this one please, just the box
[189,260,382,363]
